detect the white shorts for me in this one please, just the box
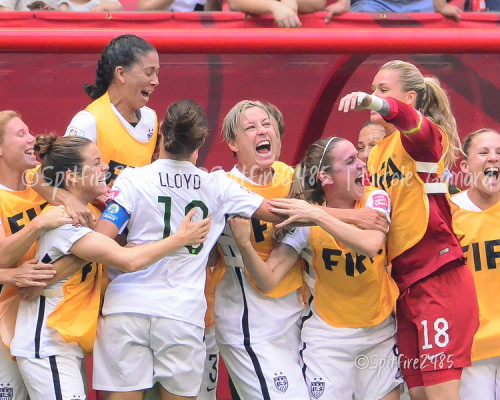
[198,326,219,400]
[17,355,85,400]
[93,313,205,396]
[0,343,27,400]
[460,356,500,400]
[218,322,308,400]
[301,312,402,400]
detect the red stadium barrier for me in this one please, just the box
[1,26,500,53]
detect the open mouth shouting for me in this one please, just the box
[484,167,499,186]
[354,173,365,187]
[256,140,271,155]
[24,147,36,162]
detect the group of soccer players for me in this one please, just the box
[0,33,499,400]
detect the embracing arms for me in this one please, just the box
[74,209,210,273]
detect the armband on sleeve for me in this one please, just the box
[100,201,130,233]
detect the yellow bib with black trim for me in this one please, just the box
[227,161,304,298]
[309,186,399,328]
[86,92,158,186]
[0,181,47,261]
[367,125,448,261]
[453,195,500,361]
[46,204,108,354]
[0,177,47,346]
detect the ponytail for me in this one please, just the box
[381,60,462,169]
[83,34,156,100]
[162,99,208,158]
[420,78,462,168]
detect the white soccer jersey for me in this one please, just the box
[65,104,156,144]
[214,166,305,346]
[10,224,92,359]
[101,159,264,328]
[451,190,482,212]
[215,227,305,346]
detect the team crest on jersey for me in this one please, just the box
[310,378,325,399]
[273,373,288,393]
[0,384,13,400]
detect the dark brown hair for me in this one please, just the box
[289,137,345,205]
[162,99,209,158]
[84,34,157,100]
[35,134,92,188]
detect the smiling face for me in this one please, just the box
[0,116,37,173]
[120,50,160,110]
[461,130,500,198]
[321,140,366,204]
[228,106,281,177]
[72,142,109,200]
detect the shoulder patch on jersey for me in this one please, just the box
[372,193,389,211]
[108,190,120,201]
[67,127,85,137]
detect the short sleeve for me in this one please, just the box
[65,111,97,143]
[43,224,93,258]
[281,226,310,255]
[107,167,136,215]
[217,172,264,217]
[364,189,391,222]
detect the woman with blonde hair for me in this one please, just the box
[338,60,479,400]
